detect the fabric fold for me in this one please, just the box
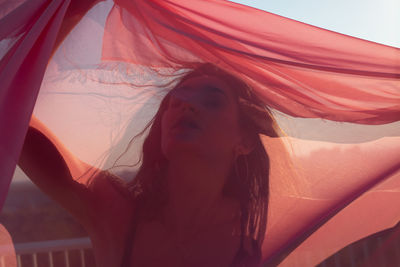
[0,0,399,266]
[0,0,70,210]
[103,0,400,124]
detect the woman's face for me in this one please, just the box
[161,75,244,162]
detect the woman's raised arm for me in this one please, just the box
[18,116,100,226]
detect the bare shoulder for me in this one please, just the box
[88,171,132,205]
[85,171,133,225]
[88,171,130,197]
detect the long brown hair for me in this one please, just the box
[125,63,280,265]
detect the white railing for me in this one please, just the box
[3,236,399,267]
[12,238,93,267]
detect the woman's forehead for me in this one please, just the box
[175,75,236,97]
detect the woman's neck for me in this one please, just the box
[162,156,234,239]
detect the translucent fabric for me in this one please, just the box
[0,0,70,212]
[1,0,399,266]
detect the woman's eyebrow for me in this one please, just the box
[206,86,227,96]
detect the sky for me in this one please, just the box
[230,0,400,48]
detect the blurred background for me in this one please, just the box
[1,168,96,267]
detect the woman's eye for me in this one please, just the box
[203,95,224,108]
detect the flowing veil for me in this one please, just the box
[1,0,399,266]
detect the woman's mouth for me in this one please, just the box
[172,117,200,130]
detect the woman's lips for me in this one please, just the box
[172,117,200,130]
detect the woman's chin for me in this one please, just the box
[162,137,203,159]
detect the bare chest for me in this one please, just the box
[130,220,241,267]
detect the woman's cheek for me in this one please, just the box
[207,113,239,141]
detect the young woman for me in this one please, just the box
[19,63,281,267]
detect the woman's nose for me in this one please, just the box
[169,93,197,111]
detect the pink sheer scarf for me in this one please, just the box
[1,0,399,266]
